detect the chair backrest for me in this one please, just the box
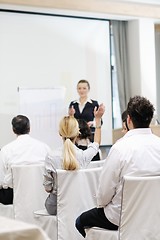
[0,204,14,219]
[12,164,48,224]
[56,167,102,240]
[119,175,160,240]
[87,159,105,168]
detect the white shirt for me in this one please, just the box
[0,134,50,188]
[44,142,99,192]
[96,128,160,226]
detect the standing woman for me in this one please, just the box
[68,79,100,140]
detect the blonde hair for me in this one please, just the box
[59,116,80,170]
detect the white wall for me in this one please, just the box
[127,19,157,111]
[127,20,141,95]
[0,7,158,148]
[0,11,112,147]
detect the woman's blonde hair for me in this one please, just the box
[59,116,80,170]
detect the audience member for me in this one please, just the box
[43,103,105,215]
[76,119,101,161]
[0,115,51,205]
[75,95,160,238]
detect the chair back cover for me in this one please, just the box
[0,204,14,219]
[56,167,102,240]
[120,175,160,240]
[12,164,48,223]
[87,159,105,168]
[86,227,118,240]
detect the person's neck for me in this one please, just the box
[79,97,88,104]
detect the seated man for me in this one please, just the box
[75,95,160,238]
[0,115,51,205]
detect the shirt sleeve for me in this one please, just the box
[43,154,57,193]
[96,147,121,207]
[76,142,99,168]
[0,150,6,188]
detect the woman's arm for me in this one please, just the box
[68,105,75,116]
[43,155,56,193]
[76,104,105,167]
[88,101,102,127]
[93,103,105,145]
[43,170,54,193]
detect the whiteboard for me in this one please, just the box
[19,88,66,148]
[0,10,112,148]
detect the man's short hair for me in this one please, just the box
[121,110,129,131]
[122,110,127,122]
[12,115,30,135]
[127,96,155,128]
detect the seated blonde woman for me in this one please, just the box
[43,104,105,215]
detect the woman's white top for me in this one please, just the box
[43,142,99,192]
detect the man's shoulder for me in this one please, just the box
[29,136,50,148]
[112,130,160,153]
[1,139,17,152]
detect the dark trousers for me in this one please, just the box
[0,188,13,205]
[75,207,118,238]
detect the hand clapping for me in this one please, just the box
[94,103,105,119]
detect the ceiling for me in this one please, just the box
[0,0,160,20]
[122,0,160,4]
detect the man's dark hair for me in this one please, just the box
[122,110,127,122]
[127,96,155,128]
[12,115,30,135]
[122,110,129,131]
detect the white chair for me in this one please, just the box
[0,215,51,240]
[86,227,117,240]
[87,159,105,168]
[120,175,160,240]
[86,175,160,240]
[34,209,57,240]
[34,166,103,240]
[12,164,48,224]
[0,203,14,218]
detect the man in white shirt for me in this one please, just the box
[76,95,160,238]
[0,115,51,205]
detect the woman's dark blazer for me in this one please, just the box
[69,100,99,136]
[69,100,99,123]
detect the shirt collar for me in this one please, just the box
[73,98,92,104]
[123,128,152,138]
[17,134,30,139]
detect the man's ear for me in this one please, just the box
[127,115,133,129]
[127,115,131,124]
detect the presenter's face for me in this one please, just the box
[77,83,89,98]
